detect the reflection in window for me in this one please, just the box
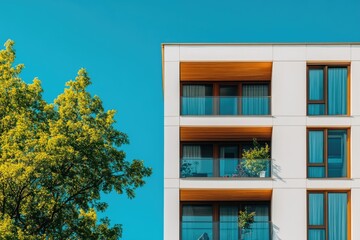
[307,129,347,178]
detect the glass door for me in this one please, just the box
[182,205,213,240]
[242,84,269,115]
[219,85,238,115]
[219,145,239,177]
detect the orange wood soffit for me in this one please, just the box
[180,62,272,81]
[180,189,272,201]
[180,126,272,141]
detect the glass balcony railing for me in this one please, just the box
[181,96,271,116]
[181,221,272,240]
[180,158,272,178]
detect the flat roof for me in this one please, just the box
[162,42,360,46]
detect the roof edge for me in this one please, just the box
[162,42,360,46]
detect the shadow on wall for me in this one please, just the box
[272,224,281,240]
[271,163,283,240]
[272,159,284,183]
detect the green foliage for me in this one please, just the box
[238,139,270,177]
[238,207,256,230]
[0,40,152,239]
[180,160,192,177]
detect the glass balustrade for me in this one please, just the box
[181,221,272,240]
[180,158,271,178]
[181,96,271,116]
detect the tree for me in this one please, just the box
[238,207,256,240]
[238,207,255,230]
[0,40,152,239]
[238,139,270,177]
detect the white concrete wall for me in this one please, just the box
[164,126,179,179]
[352,126,360,179]
[164,188,180,240]
[164,44,360,240]
[179,45,273,61]
[272,61,306,116]
[272,126,306,180]
[351,189,360,240]
[351,61,360,116]
[164,45,181,240]
[272,189,307,240]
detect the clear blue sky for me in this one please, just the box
[1,0,359,239]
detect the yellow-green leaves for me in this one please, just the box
[0,40,151,239]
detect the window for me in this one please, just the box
[308,191,349,240]
[181,202,271,240]
[307,65,349,115]
[181,82,270,115]
[307,129,349,178]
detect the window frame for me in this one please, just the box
[180,81,271,115]
[306,128,350,179]
[307,190,351,240]
[306,63,350,116]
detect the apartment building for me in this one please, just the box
[163,44,360,240]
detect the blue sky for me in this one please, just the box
[1,0,360,239]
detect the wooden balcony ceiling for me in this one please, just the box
[180,189,272,201]
[180,62,272,81]
[180,126,272,141]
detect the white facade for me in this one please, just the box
[163,44,360,240]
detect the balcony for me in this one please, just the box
[181,221,272,240]
[181,96,271,116]
[180,158,271,178]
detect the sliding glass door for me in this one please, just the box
[181,82,271,116]
[219,145,239,177]
[219,204,270,240]
[220,206,239,240]
[181,144,213,177]
[182,84,213,115]
[182,202,271,240]
[182,205,213,240]
[242,84,269,115]
[219,85,238,115]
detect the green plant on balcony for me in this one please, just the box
[180,160,193,177]
[238,139,270,177]
[238,207,256,238]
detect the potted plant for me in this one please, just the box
[238,139,270,177]
[238,207,256,239]
[180,160,193,177]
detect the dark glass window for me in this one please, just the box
[307,66,348,115]
[308,192,348,240]
[307,129,348,178]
